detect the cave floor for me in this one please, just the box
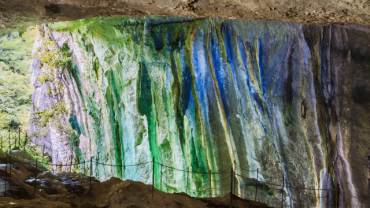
[0,151,271,208]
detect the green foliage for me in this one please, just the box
[25,144,51,166]
[0,129,51,166]
[31,32,72,130]
[0,27,37,135]
[0,27,52,167]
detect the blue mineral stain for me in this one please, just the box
[180,65,192,113]
[210,26,228,113]
[68,113,81,135]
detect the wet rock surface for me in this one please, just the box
[28,17,370,208]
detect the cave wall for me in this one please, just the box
[29,17,370,207]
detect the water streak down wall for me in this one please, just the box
[29,17,370,207]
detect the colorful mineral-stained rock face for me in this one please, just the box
[29,17,370,207]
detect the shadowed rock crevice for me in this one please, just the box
[44,4,61,15]
[352,86,370,104]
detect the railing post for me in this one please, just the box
[234,174,236,196]
[8,128,11,150]
[230,168,233,208]
[24,132,28,147]
[160,163,163,191]
[186,167,189,195]
[95,157,98,175]
[281,174,285,208]
[5,152,7,197]
[83,161,86,175]
[152,157,155,207]
[335,183,337,208]
[255,168,259,201]
[123,164,125,180]
[18,127,20,148]
[9,153,11,196]
[90,157,92,197]
[14,131,16,149]
[24,132,27,160]
[233,160,236,196]
[336,183,339,208]
[209,170,212,197]
[34,159,38,198]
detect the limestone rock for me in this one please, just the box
[37,171,60,180]
[29,17,370,207]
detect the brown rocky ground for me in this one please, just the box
[1,0,370,35]
[0,151,271,208]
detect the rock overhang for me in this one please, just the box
[1,0,370,35]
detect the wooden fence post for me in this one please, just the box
[281,174,285,208]
[255,168,259,201]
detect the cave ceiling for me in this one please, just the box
[1,0,370,35]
